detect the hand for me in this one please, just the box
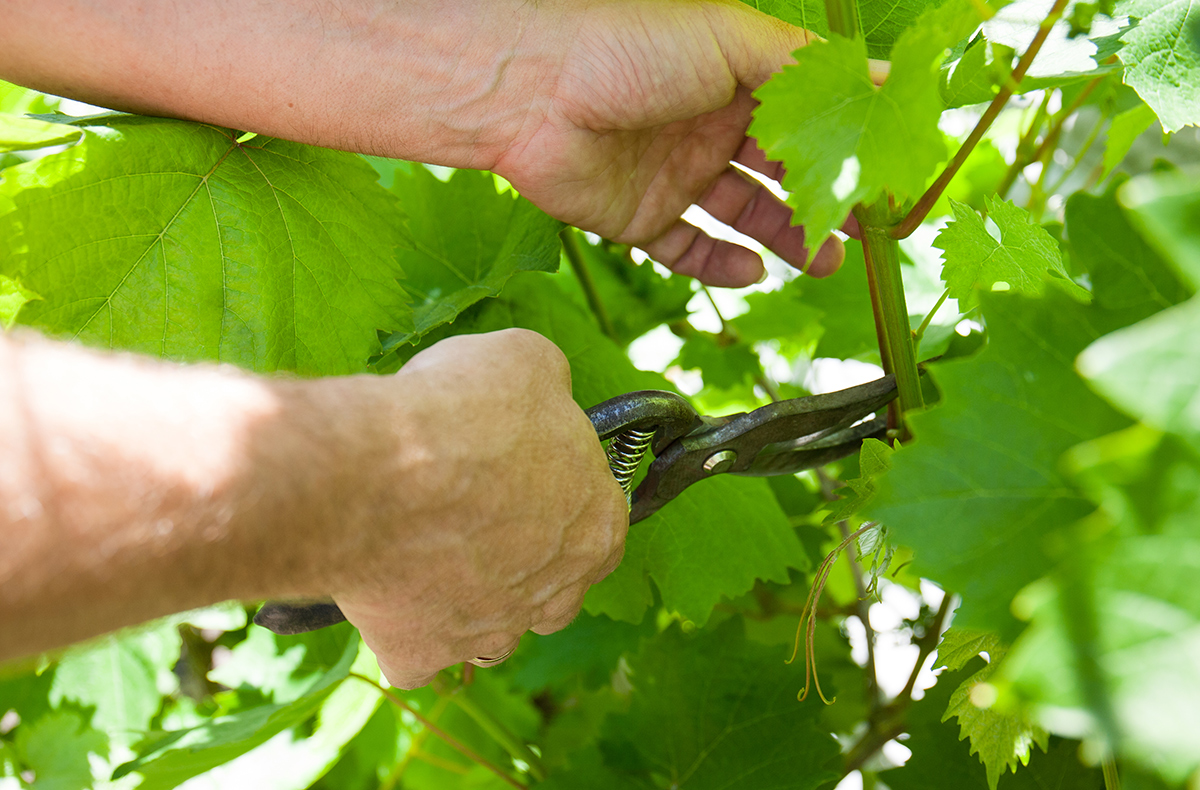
[317,330,628,689]
[492,0,862,287]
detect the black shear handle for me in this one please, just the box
[253,391,692,636]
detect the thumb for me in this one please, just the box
[702,2,817,89]
[705,3,890,87]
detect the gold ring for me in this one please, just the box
[470,640,519,668]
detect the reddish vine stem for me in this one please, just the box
[891,0,1071,239]
[350,673,528,789]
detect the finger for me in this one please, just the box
[641,219,764,287]
[806,234,846,278]
[697,166,811,269]
[734,137,786,185]
[531,586,588,636]
[592,544,625,584]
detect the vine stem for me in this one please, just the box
[892,0,1071,239]
[560,229,618,341]
[349,673,528,789]
[997,90,1056,200]
[859,212,924,420]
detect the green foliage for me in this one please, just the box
[752,0,981,256]
[378,165,563,351]
[869,291,1131,634]
[3,1,1200,788]
[0,114,410,374]
[598,619,841,789]
[936,197,1090,307]
[1116,0,1200,132]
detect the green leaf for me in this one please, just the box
[0,273,38,329]
[739,0,941,58]
[827,438,893,521]
[509,612,653,692]
[942,645,1049,789]
[558,232,693,346]
[885,662,1099,790]
[0,114,81,154]
[672,333,763,390]
[401,272,806,625]
[208,622,361,704]
[13,708,108,790]
[1065,185,1191,323]
[751,0,981,257]
[0,115,410,375]
[1119,169,1200,289]
[982,0,1125,81]
[602,619,841,789]
[1116,0,1200,132]
[50,624,181,750]
[379,166,563,350]
[1003,535,1200,782]
[936,628,1003,672]
[728,285,822,350]
[1100,103,1158,181]
[941,37,1013,108]
[797,243,878,360]
[935,197,1090,308]
[867,292,1130,634]
[1078,295,1200,450]
[116,632,360,788]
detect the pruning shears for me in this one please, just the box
[255,375,898,637]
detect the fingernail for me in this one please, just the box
[756,268,769,285]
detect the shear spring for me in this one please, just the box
[605,428,654,501]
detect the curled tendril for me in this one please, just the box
[786,522,876,705]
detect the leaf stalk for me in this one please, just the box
[892,0,1071,239]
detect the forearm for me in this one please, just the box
[0,334,367,659]
[0,0,551,168]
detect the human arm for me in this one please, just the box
[0,329,627,688]
[0,0,881,286]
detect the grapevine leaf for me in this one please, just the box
[1116,0,1200,132]
[728,286,822,348]
[942,645,1049,789]
[1065,185,1192,323]
[50,624,181,750]
[208,622,361,704]
[867,292,1130,634]
[935,197,1090,308]
[1078,296,1200,450]
[941,37,1013,108]
[982,0,1126,80]
[114,633,360,789]
[936,628,1003,672]
[738,0,941,59]
[1119,169,1200,289]
[1003,535,1200,782]
[13,708,108,790]
[165,653,382,790]
[0,114,81,153]
[827,438,893,522]
[379,166,563,350]
[558,233,693,346]
[0,274,38,329]
[1100,103,1158,181]
[0,115,410,375]
[672,333,763,390]
[885,662,1099,790]
[400,272,805,625]
[798,243,878,360]
[601,619,841,790]
[510,612,653,692]
[751,0,982,258]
